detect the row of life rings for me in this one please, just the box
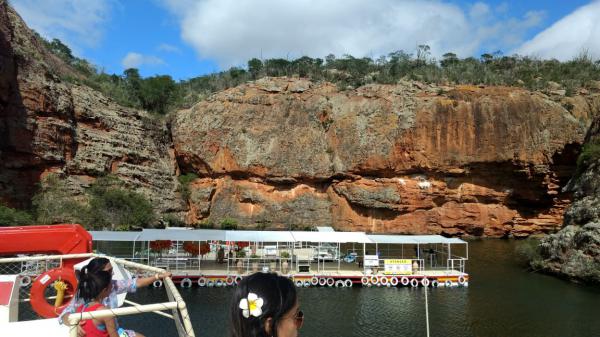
[156,274,467,288]
[181,276,244,288]
[358,275,466,287]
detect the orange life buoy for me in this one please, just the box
[29,268,78,318]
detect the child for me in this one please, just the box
[76,266,145,337]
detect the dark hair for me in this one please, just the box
[77,266,112,303]
[229,273,297,337]
[86,257,111,274]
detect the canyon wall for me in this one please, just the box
[2,1,600,237]
[172,77,598,237]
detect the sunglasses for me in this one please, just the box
[294,310,304,329]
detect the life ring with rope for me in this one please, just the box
[29,268,77,318]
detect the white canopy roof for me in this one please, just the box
[367,234,466,245]
[90,228,466,245]
[225,231,295,242]
[140,228,226,241]
[89,231,142,241]
[291,231,372,243]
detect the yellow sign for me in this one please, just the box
[384,259,412,264]
[384,259,413,275]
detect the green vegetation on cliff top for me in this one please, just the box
[41,38,600,115]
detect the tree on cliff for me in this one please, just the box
[0,204,33,226]
[30,174,156,230]
[32,174,87,225]
[248,58,263,79]
[138,74,180,115]
[87,175,155,230]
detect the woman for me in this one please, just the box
[60,257,171,336]
[230,272,304,337]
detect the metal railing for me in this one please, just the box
[0,253,195,337]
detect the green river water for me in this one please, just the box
[123,240,600,337]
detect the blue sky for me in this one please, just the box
[10,0,600,81]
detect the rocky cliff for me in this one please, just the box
[537,116,600,283]
[172,78,598,237]
[2,1,600,237]
[0,1,185,215]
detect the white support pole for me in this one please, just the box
[337,242,340,272]
[132,240,136,261]
[447,244,451,271]
[362,242,366,273]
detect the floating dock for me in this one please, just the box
[90,227,469,288]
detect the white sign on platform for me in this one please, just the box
[384,259,413,275]
[364,255,379,267]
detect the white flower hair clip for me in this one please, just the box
[239,292,264,318]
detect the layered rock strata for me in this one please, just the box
[2,0,600,237]
[538,116,600,283]
[173,78,597,237]
[0,1,184,214]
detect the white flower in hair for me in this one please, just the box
[239,292,263,318]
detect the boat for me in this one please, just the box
[90,226,470,288]
[0,224,195,337]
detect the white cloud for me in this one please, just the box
[10,0,115,53]
[158,0,546,67]
[158,43,181,53]
[515,1,600,60]
[470,2,491,21]
[121,52,165,69]
[496,2,509,14]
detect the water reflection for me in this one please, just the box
[122,240,600,337]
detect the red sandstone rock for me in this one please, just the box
[175,78,594,237]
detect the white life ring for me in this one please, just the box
[445,280,452,287]
[380,277,389,286]
[207,280,215,287]
[326,278,335,287]
[335,280,344,287]
[458,275,466,286]
[311,276,319,286]
[410,278,419,287]
[235,276,243,285]
[431,279,439,287]
[361,276,369,286]
[20,275,32,287]
[401,277,410,286]
[345,279,353,287]
[153,280,163,288]
[319,278,327,286]
[215,279,224,287]
[295,280,303,287]
[180,278,192,288]
[198,277,207,287]
[390,277,399,286]
[303,280,311,287]
[225,276,235,286]
[421,278,430,287]
[370,275,379,285]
